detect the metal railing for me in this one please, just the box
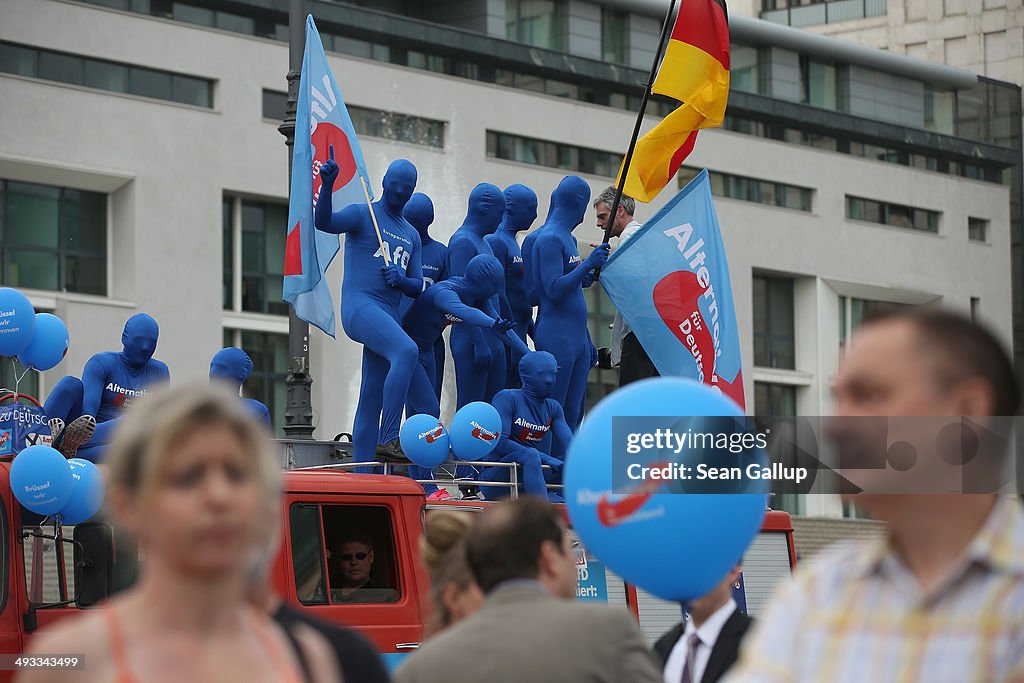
[299,459,563,501]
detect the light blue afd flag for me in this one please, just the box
[600,170,745,410]
[282,15,373,337]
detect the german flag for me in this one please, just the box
[620,0,730,203]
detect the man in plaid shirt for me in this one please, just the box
[727,308,1024,683]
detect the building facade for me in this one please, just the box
[0,0,1020,517]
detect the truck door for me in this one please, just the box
[282,496,421,661]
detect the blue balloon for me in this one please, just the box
[17,313,69,371]
[400,414,450,468]
[565,378,768,602]
[0,288,35,357]
[449,401,501,461]
[11,445,73,516]
[57,459,105,525]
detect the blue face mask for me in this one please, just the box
[519,351,558,400]
[466,183,506,233]
[403,192,435,238]
[463,254,504,300]
[210,347,253,391]
[547,175,591,231]
[502,184,538,232]
[121,314,159,368]
[382,159,418,216]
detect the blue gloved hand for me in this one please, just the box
[319,144,340,188]
[583,242,610,270]
[492,318,516,334]
[582,270,595,288]
[382,264,402,287]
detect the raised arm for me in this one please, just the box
[537,236,609,301]
[313,145,363,235]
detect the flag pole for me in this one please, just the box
[599,0,679,251]
[359,177,391,266]
[279,0,315,440]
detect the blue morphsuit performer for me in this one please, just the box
[533,176,609,432]
[401,192,447,402]
[520,188,557,312]
[209,347,271,429]
[479,351,572,502]
[485,184,538,388]
[316,152,424,463]
[44,313,170,462]
[444,183,508,408]
[401,254,528,499]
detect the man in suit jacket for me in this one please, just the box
[653,566,752,683]
[395,497,661,683]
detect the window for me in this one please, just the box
[222,195,288,316]
[968,217,988,243]
[678,168,812,212]
[924,86,956,136]
[261,91,446,148]
[289,504,401,605]
[223,329,287,436]
[754,382,802,515]
[838,296,912,347]
[0,179,106,295]
[761,0,888,26]
[800,56,842,111]
[752,276,795,370]
[846,196,939,233]
[507,0,565,51]
[585,286,618,411]
[487,131,621,177]
[601,7,628,65]
[0,41,213,108]
[731,45,764,95]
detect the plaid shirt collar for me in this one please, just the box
[849,496,1024,594]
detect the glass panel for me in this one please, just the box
[264,204,286,275]
[322,505,401,604]
[64,190,106,254]
[37,51,82,85]
[223,198,233,310]
[731,45,760,94]
[83,59,128,91]
[601,8,627,64]
[508,0,563,50]
[265,277,287,317]
[65,255,106,295]
[0,44,37,77]
[6,182,59,248]
[171,74,211,107]
[289,504,328,604]
[752,276,768,367]
[6,250,59,291]
[172,3,214,26]
[215,11,254,34]
[241,275,265,313]
[128,67,171,100]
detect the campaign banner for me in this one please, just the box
[575,547,609,602]
[282,15,373,337]
[601,170,745,410]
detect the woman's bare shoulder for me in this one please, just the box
[17,611,112,683]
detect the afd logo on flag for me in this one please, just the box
[600,170,745,410]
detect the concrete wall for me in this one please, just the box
[0,0,1013,483]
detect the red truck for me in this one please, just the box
[0,455,796,677]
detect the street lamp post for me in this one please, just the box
[279,0,315,440]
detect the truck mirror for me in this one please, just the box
[73,522,114,608]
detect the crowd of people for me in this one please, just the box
[17,306,1024,682]
[314,153,659,500]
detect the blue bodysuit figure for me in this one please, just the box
[479,351,572,502]
[401,192,447,401]
[316,154,423,463]
[210,347,271,429]
[401,255,528,498]
[44,313,170,462]
[485,184,538,388]
[444,183,508,408]
[533,176,609,432]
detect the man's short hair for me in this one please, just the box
[339,532,374,551]
[860,307,1020,416]
[466,497,565,593]
[594,185,635,218]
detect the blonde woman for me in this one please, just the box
[419,509,484,636]
[19,384,339,683]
